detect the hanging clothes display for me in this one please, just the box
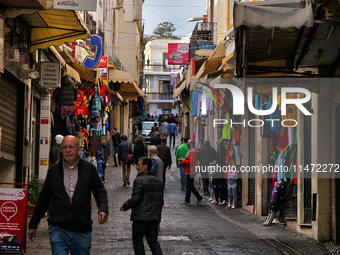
[222,113,231,140]
[276,126,289,153]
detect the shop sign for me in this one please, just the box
[97,56,107,79]
[83,35,102,69]
[0,15,4,73]
[40,62,61,88]
[168,43,189,65]
[53,0,97,11]
[0,186,28,253]
[39,93,51,179]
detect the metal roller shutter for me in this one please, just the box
[248,111,256,205]
[0,73,18,160]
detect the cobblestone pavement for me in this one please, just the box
[22,135,339,255]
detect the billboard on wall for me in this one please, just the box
[168,43,189,65]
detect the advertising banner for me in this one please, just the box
[168,43,189,65]
[0,185,28,253]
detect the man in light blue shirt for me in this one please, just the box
[168,121,178,148]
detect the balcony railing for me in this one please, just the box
[146,93,173,100]
[189,22,217,59]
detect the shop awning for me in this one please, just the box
[173,79,186,98]
[108,69,145,100]
[21,9,90,53]
[49,46,81,83]
[69,63,97,86]
[234,0,313,30]
[195,55,224,79]
[234,0,314,71]
[107,88,124,102]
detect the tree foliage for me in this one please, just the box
[152,22,180,39]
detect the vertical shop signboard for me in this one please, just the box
[0,184,28,253]
[97,56,107,80]
[39,93,51,179]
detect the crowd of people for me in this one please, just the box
[29,116,238,255]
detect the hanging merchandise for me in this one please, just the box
[267,97,281,132]
[56,75,77,119]
[90,85,102,130]
[278,94,298,126]
[260,102,275,138]
[222,113,231,140]
[276,126,289,153]
[100,83,109,105]
[136,97,144,115]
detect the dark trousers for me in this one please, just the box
[169,133,176,147]
[132,221,163,255]
[185,175,203,203]
[213,179,227,202]
[202,177,210,193]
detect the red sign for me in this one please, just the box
[97,56,107,69]
[0,184,28,253]
[168,43,189,65]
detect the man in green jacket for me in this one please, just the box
[120,157,164,255]
[28,135,108,255]
[176,138,189,190]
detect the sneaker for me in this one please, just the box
[208,197,213,202]
[123,184,126,187]
[103,180,107,183]
[114,165,118,167]
[210,200,216,204]
[180,201,191,206]
[231,205,236,209]
[126,178,130,185]
[203,192,208,196]
[197,198,204,205]
[225,204,232,210]
[218,200,226,206]
[106,163,109,166]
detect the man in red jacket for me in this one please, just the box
[178,140,204,206]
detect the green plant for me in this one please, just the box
[28,175,44,205]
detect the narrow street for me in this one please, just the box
[24,137,336,255]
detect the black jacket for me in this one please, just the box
[112,132,121,146]
[28,159,108,233]
[150,135,162,146]
[198,144,216,167]
[123,171,163,223]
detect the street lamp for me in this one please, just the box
[108,5,123,11]
[188,16,205,22]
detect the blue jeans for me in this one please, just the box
[101,143,109,162]
[112,146,120,166]
[228,186,237,206]
[49,225,91,255]
[169,133,176,147]
[179,163,186,189]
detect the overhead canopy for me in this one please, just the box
[49,46,81,83]
[21,9,90,53]
[69,63,97,86]
[108,69,145,100]
[195,55,224,79]
[107,88,124,102]
[173,79,186,98]
[234,0,315,76]
[234,0,313,29]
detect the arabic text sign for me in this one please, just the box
[168,43,189,65]
[0,187,28,253]
[40,62,61,88]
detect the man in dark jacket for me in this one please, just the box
[112,127,122,167]
[157,139,172,188]
[28,135,108,255]
[120,157,164,255]
[150,131,162,146]
[118,135,134,186]
[198,141,216,195]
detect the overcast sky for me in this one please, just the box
[142,0,207,38]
